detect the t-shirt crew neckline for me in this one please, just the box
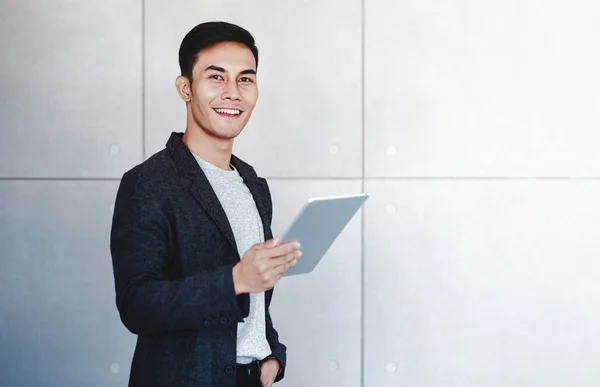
[192,152,239,177]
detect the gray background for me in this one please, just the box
[1,0,599,386]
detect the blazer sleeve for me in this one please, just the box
[110,170,245,336]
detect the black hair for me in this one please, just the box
[178,21,259,84]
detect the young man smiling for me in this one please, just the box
[110,22,301,387]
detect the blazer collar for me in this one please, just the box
[165,132,271,254]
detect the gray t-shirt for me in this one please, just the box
[193,153,272,364]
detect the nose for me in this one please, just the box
[222,78,241,101]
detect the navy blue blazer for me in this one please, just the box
[110,132,287,387]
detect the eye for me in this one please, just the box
[210,74,223,80]
[239,77,254,83]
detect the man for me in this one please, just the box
[110,21,302,387]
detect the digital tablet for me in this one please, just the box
[278,193,369,276]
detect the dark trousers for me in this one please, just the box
[236,360,263,387]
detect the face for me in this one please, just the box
[176,42,258,140]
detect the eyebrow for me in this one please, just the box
[204,65,256,75]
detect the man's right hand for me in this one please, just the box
[232,237,302,294]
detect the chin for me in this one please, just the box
[215,128,244,140]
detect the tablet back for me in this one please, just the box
[281,193,368,276]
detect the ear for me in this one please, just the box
[175,75,192,102]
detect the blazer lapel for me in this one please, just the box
[231,155,273,241]
[166,132,238,253]
[165,132,274,253]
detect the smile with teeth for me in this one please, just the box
[214,108,242,117]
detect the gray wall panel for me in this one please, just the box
[364,180,600,387]
[144,0,362,177]
[3,1,600,386]
[365,0,600,177]
[267,179,363,387]
[0,181,135,386]
[0,1,143,178]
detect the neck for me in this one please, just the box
[182,125,234,171]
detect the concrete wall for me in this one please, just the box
[1,1,599,386]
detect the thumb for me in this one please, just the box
[270,237,280,246]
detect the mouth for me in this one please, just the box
[213,108,242,119]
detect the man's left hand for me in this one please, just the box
[260,359,280,387]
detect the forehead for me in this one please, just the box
[193,42,256,72]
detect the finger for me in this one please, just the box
[254,240,299,261]
[269,250,302,269]
[285,258,298,272]
[264,241,300,259]
[253,237,280,250]
[260,376,272,387]
[271,257,298,280]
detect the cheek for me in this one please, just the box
[243,87,259,108]
[190,97,213,125]
[192,96,216,118]
[192,83,219,108]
